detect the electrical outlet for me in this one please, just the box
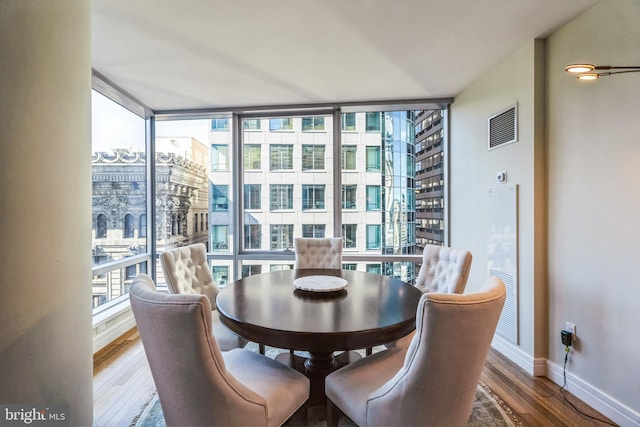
[565,322,576,338]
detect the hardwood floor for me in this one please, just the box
[93,328,617,427]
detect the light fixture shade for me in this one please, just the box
[565,64,595,73]
[577,73,599,80]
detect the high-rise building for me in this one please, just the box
[414,109,445,250]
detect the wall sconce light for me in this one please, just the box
[565,64,640,81]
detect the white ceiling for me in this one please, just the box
[92,0,599,112]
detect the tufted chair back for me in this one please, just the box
[414,244,472,294]
[160,243,218,309]
[325,277,506,427]
[294,237,343,269]
[130,274,310,427]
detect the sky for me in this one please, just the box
[91,90,209,152]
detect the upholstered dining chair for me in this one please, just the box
[387,243,473,351]
[160,243,248,351]
[129,274,310,427]
[325,276,506,427]
[294,237,343,269]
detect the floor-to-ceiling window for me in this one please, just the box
[91,90,148,310]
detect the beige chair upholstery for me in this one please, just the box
[325,277,506,427]
[160,243,247,351]
[415,244,472,294]
[384,244,472,351]
[294,237,343,269]
[130,274,310,427]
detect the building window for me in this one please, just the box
[270,224,294,250]
[366,263,382,275]
[342,263,357,270]
[139,214,146,237]
[302,224,326,238]
[365,112,381,132]
[302,117,325,131]
[212,266,228,286]
[212,225,229,251]
[244,184,261,210]
[269,118,293,131]
[211,145,229,171]
[366,224,381,250]
[270,184,294,210]
[341,113,356,131]
[126,264,137,279]
[96,214,107,238]
[194,213,198,232]
[302,185,326,210]
[124,214,135,238]
[365,146,381,171]
[366,185,381,211]
[243,119,261,130]
[342,185,357,210]
[341,145,356,171]
[212,185,229,211]
[270,144,293,170]
[211,119,229,131]
[244,144,261,170]
[342,224,357,249]
[301,145,325,171]
[242,264,262,277]
[245,224,261,249]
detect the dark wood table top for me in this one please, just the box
[216,269,423,353]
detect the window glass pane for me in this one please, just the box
[244,115,334,254]
[270,145,293,170]
[211,118,229,131]
[341,146,356,170]
[302,185,326,210]
[342,185,357,210]
[269,117,293,131]
[155,118,225,264]
[341,113,356,131]
[366,185,381,211]
[211,145,229,171]
[302,116,325,131]
[212,185,229,211]
[211,266,229,286]
[244,144,261,170]
[244,184,261,210]
[366,146,381,171]
[342,224,357,248]
[301,145,325,171]
[92,90,147,308]
[270,184,294,210]
[243,119,261,130]
[365,112,381,132]
[366,224,381,250]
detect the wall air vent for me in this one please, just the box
[488,103,518,150]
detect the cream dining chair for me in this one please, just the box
[160,243,248,351]
[129,274,310,427]
[294,237,343,269]
[325,276,506,427]
[387,244,473,351]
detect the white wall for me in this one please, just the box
[0,1,93,425]
[547,0,640,423]
[449,39,547,360]
[451,1,640,424]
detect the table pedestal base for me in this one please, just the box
[276,350,361,408]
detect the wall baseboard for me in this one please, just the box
[491,335,547,376]
[93,307,135,354]
[491,336,639,426]
[546,360,640,427]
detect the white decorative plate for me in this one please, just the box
[293,275,348,292]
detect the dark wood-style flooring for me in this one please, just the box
[93,328,617,427]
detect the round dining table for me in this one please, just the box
[216,268,423,406]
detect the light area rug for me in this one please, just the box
[131,344,522,427]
